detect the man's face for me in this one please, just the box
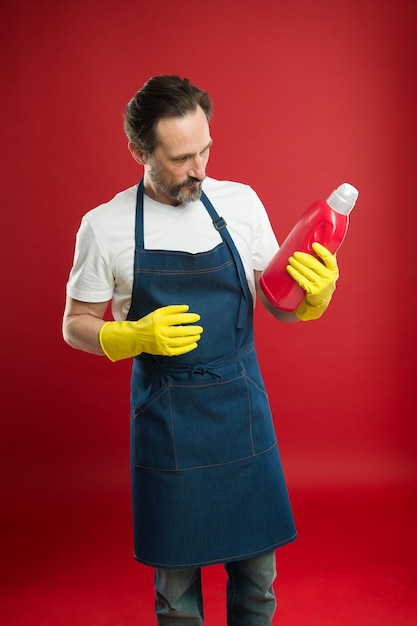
[144,106,212,205]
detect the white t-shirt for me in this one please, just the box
[66,177,279,321]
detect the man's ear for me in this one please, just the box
[128,141,147,165]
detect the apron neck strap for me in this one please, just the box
[200,190,252,326]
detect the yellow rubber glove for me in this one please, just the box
[286,242,339,321]
[99,305,203,362]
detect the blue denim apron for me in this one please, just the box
[127,180,296,569]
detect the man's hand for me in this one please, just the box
[286,242,339,321]
[99,305,203,362]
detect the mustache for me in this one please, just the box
[170,176,205,194]
[184,176,204,185]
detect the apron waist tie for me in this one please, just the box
[137,342,255,381]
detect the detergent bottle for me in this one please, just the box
[260,182,359,312]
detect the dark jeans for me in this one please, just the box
[155,551,277,625]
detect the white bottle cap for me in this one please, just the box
[326,182,359,215]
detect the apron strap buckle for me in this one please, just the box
[212,216,227,231]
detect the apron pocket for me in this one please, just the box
[244,373,277,453]
[169,374,255,470]
[132,372,277,472]
[133,384,177,471]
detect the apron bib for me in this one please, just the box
[127,180,296,568]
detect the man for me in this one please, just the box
[63,75,339,625]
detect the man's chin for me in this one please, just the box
[177,184,202,203]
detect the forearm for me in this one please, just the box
[63,314,106,355]
[254,270,299,323]
[62,297,110,356]
[257,288,299,322]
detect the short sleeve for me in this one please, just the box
[66,217,115,303]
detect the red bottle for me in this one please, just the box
[260,182,359,312]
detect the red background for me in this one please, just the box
[1,0,416,624]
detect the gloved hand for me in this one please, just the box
[286,242,339,321]
[99,305,203,362]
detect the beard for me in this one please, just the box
[148,164,204,204]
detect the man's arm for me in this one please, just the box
[63,297,204,362]
[62,296,110,355]
[254,271,299,322]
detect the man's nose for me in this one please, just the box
[188,156,205,180]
